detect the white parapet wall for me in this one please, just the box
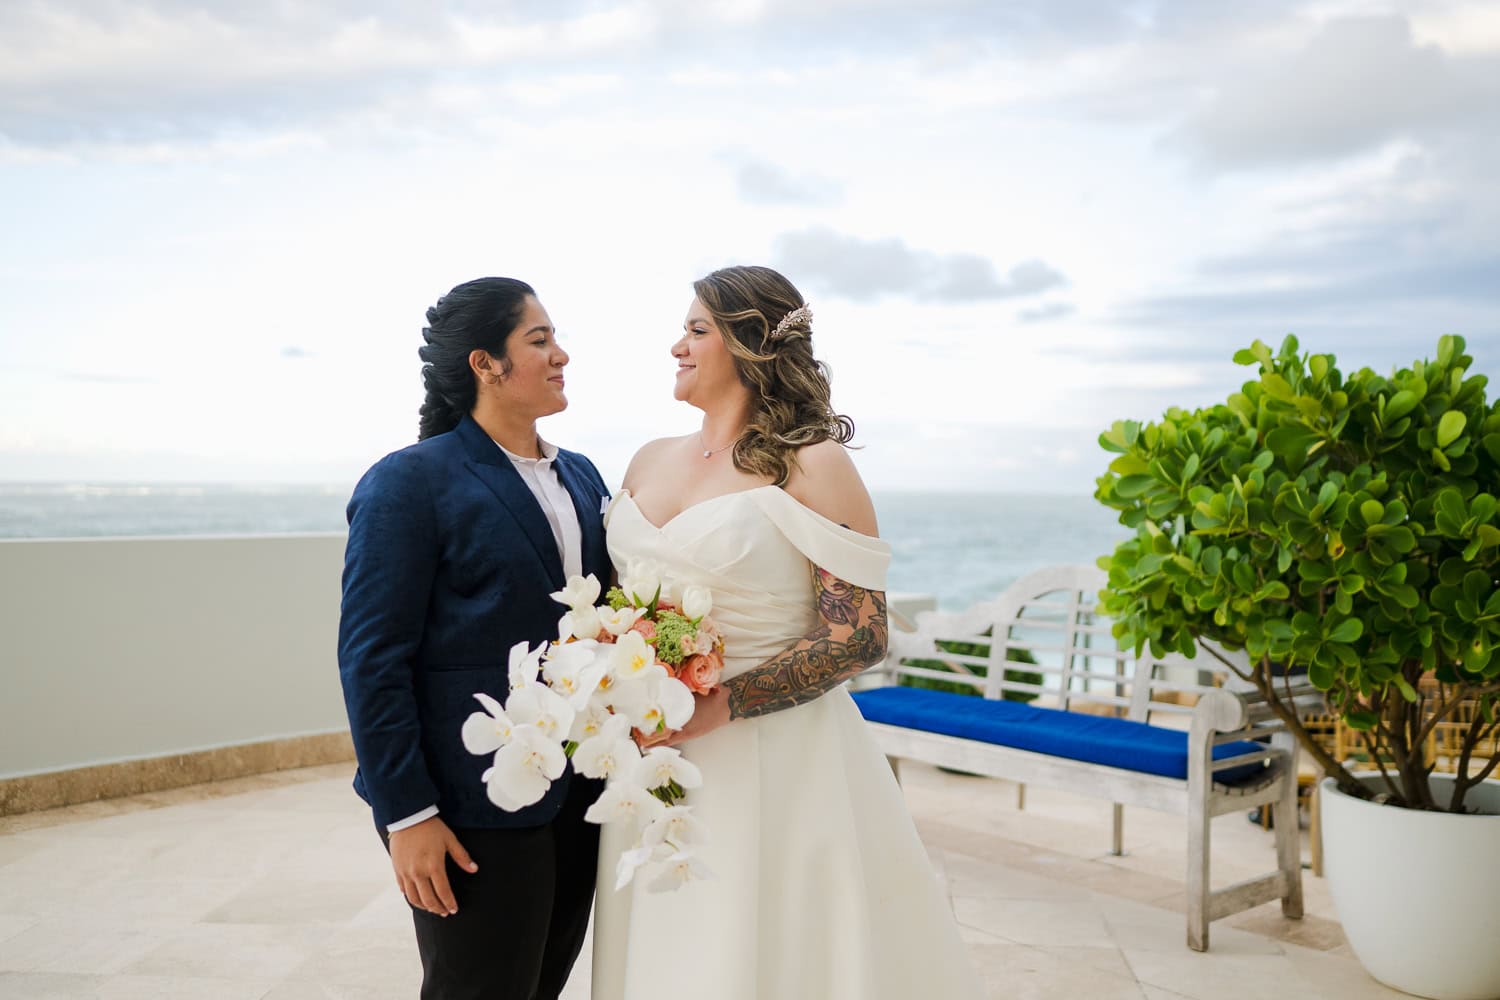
[0,534,350,780]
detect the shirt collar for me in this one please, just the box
[496,436,559,467]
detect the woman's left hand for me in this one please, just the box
[663,687,732,746]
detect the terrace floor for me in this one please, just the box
[0,761,1406,999]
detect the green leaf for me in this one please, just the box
[1254,581,1291,602]
[1471,494,1497,524]
[1182,453,1201,482]
[1384,390,1420,422]
[1386,526,1417,553]
[1438,335,1458,367]
[1393,675,1419,703]
[1464,570,1489,605]
[1233,348,1259,366]
[1328,618,1363,644]
[1261,373,1296,402]
[1114,475,1156,499]
[1108,454,1150,477]
[1437,410,1468,448]
[1360,499,1384,525]
[1309,662,1335,689]
[1266,426,1317,464]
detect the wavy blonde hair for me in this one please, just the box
[693,265,855,486]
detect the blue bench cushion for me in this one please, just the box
[851,686,1267,785]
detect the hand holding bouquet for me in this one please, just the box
[461,563,725,891]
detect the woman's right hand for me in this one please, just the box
[389,815,478,916]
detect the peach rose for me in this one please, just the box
[630,617,657,641]
[679,651,724,696]
[695,617,724,653]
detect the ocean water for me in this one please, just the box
[0,484,1127,611]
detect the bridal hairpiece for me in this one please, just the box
[769,304,812,341]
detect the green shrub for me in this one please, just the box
[1095,334,1500,812]
[899,635,1042,702]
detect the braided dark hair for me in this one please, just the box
[417,277,535,440]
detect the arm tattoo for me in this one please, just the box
[726,567,889,720]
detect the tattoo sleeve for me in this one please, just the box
[725,566,889,720]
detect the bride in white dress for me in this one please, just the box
[591,266,984,1000]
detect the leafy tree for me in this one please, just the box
[1096,335,1500,812]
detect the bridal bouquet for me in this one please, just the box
[461,563,725,892]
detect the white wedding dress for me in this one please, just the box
[592,485,985,1000]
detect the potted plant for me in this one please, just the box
[1094,334,1500,1000]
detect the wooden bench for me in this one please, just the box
[852,565,1316,951]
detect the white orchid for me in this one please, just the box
[583,780,667,826]
[568,700,615,742]
[682,585,713,621]
[549,573,602,612]
[508,639,544,691]
[613,842,675,891]
[632,746,704,792]
[483,724,565,809]
[571,716,643,781]
[557,605,602,642]
[504,681,577,743]
[611,631,667,684]
[598,604,647,637]
[542,639,607,708]
[544,637,600,674]
[647,851,715,893]
[615,675,696,735]
[619,559,664,606]
[460,692,515,755]
[640,805,707,852]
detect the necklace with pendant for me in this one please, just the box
[701,433,735,459]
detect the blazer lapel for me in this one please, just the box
[454,416,564,589]
[553,452,607,577]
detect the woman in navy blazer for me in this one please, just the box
[338,277,611,1000]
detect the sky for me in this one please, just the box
[1,0,1498,494]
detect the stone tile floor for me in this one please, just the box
[0,761,1406,999]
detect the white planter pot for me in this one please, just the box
[1321,774,1500,1000]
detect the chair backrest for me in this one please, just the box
[884,565,1229,724]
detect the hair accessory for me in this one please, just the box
[769,303,812,341]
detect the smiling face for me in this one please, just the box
[672,297,743,408]
[491,295,569,419]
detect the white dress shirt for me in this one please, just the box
[496,436,584,581]
[387,435,584,833]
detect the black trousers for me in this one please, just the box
[379,778,599,1000]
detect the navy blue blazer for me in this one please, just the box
[337,414,612,830]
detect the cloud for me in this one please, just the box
[733,159,840,205]
[1119,117,1500,368]
[1171,15,1500,169]
[59,372,156,384]
[0,0,1329,153]
[0,3,652,147]
[280,346,314,359]
[772,227,1066,303]
[1017,302,1075,323]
